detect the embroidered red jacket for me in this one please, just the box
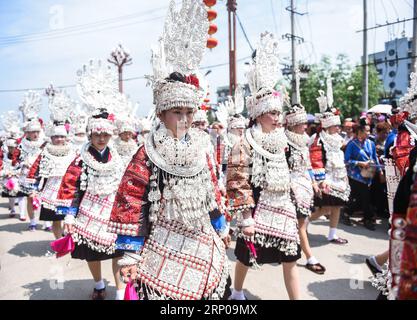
[390,147,417,299]
[26,153,43,180]
[56,146,111,208]
[108,146,151,237]
[309,134,326,181]
[108,145,228,238]
[392,128,415,177]
[0,148,21,171]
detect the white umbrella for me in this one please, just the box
[367,104,392,115]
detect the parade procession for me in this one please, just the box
[0,0,416,303]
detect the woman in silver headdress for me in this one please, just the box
[110,0,231,300]
[285,103,325,274]
[227,32,301,300]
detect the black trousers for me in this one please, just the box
[346,178,374,221]
[370,177,389,218]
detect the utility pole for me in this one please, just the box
[284,1,305,105]
[227,0,237,97]
[412,0,417,73]
[108,43,132,93]
[356,4,415,101]
[290,0,298,104]
[362,0,369,112]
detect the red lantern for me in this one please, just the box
[204,0,217,7]
[207,37,218,49]
[207,10,217,21]
[208,23,218,35]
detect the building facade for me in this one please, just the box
[369,37,413,100]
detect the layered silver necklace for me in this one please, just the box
[39,143,75,178]
[145,124,218,229]
[246,125,290,193]
[79,143,124,196]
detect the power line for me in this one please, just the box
[0,15,165,47]
[0,56,253,94]
[389,0,400,21]
[270,0,278,35]
[358,54,416,68]
[305,0,318,64]
[404,0,414,9]
[235,14,254,52]
[356,17,415,33]
[0,5,171,42]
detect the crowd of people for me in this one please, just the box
[0,0,416,301]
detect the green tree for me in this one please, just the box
[297,54,384,119]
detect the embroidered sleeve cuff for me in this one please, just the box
[313,169,326,181]
[57,206,78,216]
[118,252,141,267]
[64,214,75,225]
[228,203,255,214]
[115,235,145,252]
[211,215,229,237]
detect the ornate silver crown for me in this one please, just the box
[19,90,43,132]
[115,98,139,134]
[69,103,88,135]
[147,0,209,114]
[76,59,120,135]
[193,109,208,123]
[1,111,21,139]
[285,104,308,127]
[316,77,341,128]
[216,85,246,129]
[46,87,74,137]
[245,31,284,120]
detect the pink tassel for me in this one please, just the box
[50,235,75,258]
[5,178,16,191]
[244,240,258,258]
[124,281,139,300]
[32,197,41,210]
[244,239,261,270]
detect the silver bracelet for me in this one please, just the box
[118,252,141,267]
[64,215,75,225]
[218,224,230,239]
[240,218,255,228]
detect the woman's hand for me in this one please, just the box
[64,223,74,234]
[357,161,370,169]
[242,225,255,237]
[379,171,386,184]
[120,264,138,284]
[312,183,321,196]
[222,234,231,249]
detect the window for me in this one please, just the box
[389,60,396,67]
[389,82,396,89]
[377,69,383,75]
[389,70,396,77]
[388,49,395,56]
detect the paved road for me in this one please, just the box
[0,198,388,300]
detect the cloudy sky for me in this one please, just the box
[0,0,413,120]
